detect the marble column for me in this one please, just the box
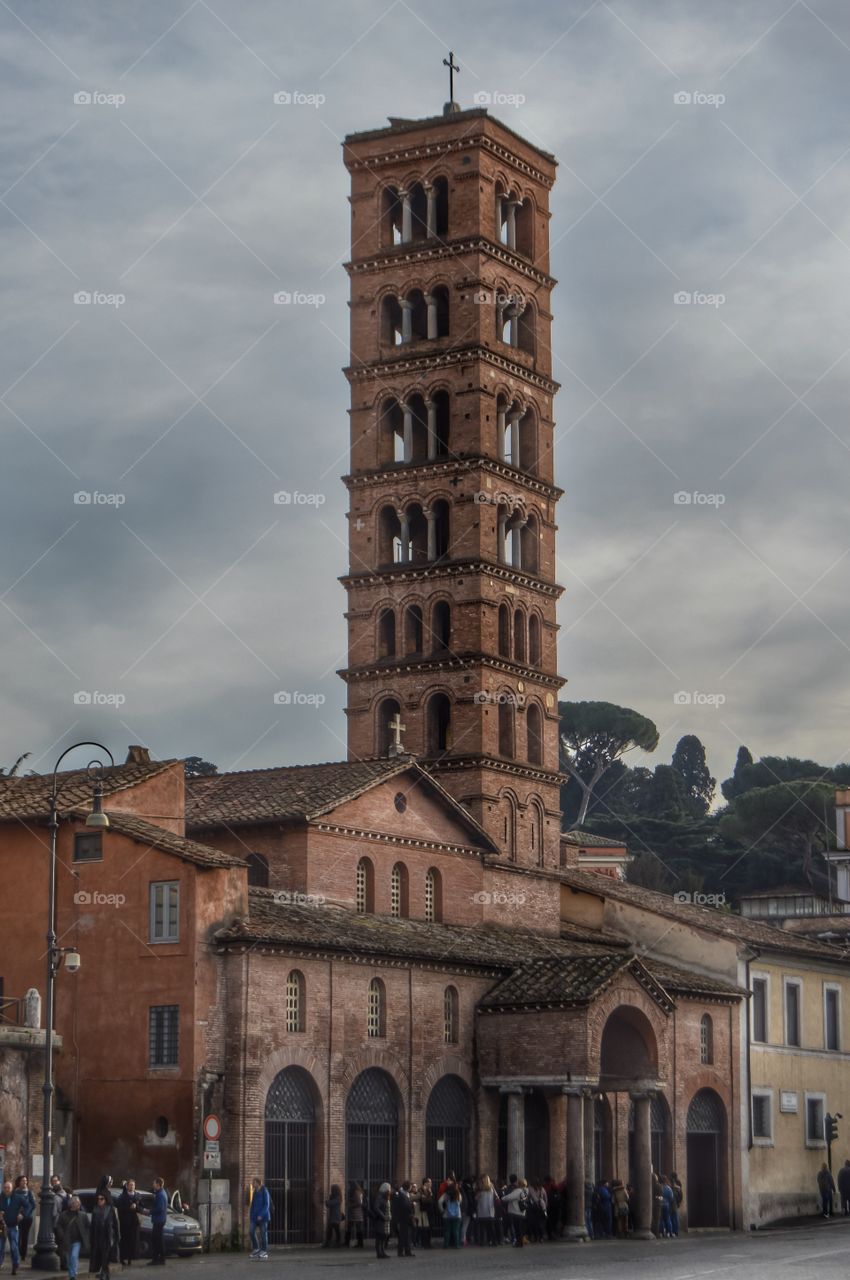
[510,516,527,569]
[425,398,437,460]
[564,1089,587,1241]
[583,1092,596,1186]
[400,189,412,243]
[426,510,437,561]
[496,405,507,460]
[506,405,522,467]
[631,1092,654,1239]
[398,512,411,564]
[402,403,414,463]
[400,299,413,344]
[425,183,436,238]
[425,293,438,340]
[505,1088,525,1181]
[506,198,519,250]
[548,1092,568,1183]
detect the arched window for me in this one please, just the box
[390,863,409,918]
[528,613,542,667]
[404,605,424,655]
[367,977,386,1038]
[517,301,536,356]
[498,603,511,657]
[376,697,402,757]
[513,610,526,663]
[425,867,443,923]
[443,986,459,1044]
[527,702,544,766]
[356,857,375,913]
[700,1013,714,1065]
[426,693,452,754]
[378,608,396,658]
[381,294,404,345]
[247,852,269,888]
[432,600,451,652]
[521,514,539,574]
[285,970,305,1032]
[498,698,515,758]
[430,499,450,560]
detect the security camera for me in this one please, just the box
[63,950,81,974]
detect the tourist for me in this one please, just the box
[439,1183,462,1248]
[249,1176,271,1259]
[393,1182,415,1257]
[55,1195,90,1280]
[417,1178,435,1248]
[475,1175,498,1246]
[89,1191,118,1280]
[543,1176,561,1239]
[460,1176,475,1245]
[345,1182,365,1248]
[501,1178,528,1247]
[669,1172,683,1236]
[817,1163,836,1217]
[596,1180,613,1238]
[372,1184,392,1259]
[12,1177,35,1262]
[612,1179,629,1237]
[117,1180,143,1266]
[0,1179,25,1276]
[149,1177,168,1266]
[323,1184,343,1248]
[837,1160,850,1215]
[584,1180,595,1239]
[650,1167,663,1237]
[659,1177,676,1237]
[527,1180,546,1242]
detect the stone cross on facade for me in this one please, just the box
[388,711,407,757]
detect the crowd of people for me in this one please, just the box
[0,1173,170,1280]
[310,1169,686,1257]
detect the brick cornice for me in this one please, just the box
[339,652,564,689]
[342,456,563,503]
[311,820,486,859]
[426,754,566,787]
[339,557,564,599]
[344,128,555,188]
[346,236,555,290]
[344,345,560,397]
[217,939,506,979]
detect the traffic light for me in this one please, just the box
[826,1113,840,1144]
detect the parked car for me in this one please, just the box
[73,1188,203,1257]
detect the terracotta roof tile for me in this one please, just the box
[561,830,628,848]
[102,812,245,870]
[0,760,175,823]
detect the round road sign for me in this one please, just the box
[203,1114,222,1141]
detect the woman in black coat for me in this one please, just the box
[89,1193,118,1280]
[117,1181,142,1265]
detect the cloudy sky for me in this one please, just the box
[2,0,849,793]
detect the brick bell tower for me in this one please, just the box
[339,102,565,870]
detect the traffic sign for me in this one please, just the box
[203,1150,221,1171]
[203,1114,222,1141]
[204,1140,220,1153]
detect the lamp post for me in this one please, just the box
[32,741,114,1271]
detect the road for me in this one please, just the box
[158,1218,850,1280]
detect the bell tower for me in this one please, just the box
[339,105,565,870]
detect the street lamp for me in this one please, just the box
[32,741,114,1271]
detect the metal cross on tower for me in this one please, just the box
[443,51,460,104]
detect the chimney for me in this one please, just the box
[125,745,151,764]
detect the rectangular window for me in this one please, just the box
[785,979,801,1047]
[752,1091,773,1143]
[149,1005,179,1067]
[752,976,768,1043]
[149,882,179,943]
[825,986,840,1051]
[806,1093,826,1146]
[73,832,103,863]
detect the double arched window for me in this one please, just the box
[286,970,305,1032]
[367,977,386,1038]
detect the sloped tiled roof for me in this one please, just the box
[479,953,633,1009]
[101,812,245,870]
[559,867,848,961]
[642,961,747,999]
[562,830,627,848]
[0,760,175,822]
[186,758,420,828]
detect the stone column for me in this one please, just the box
[583,1092,596,1186]
[510,516,527,569]
[505,1088,525,1180]
[425,183,436,238]
[400,299,413,344]
[398,511,411,564]
[564,1089,587,1241]
[506,405,522,467]
[548,1092,568,1183]
[508,300,524,347]
[425,398,437,460]
[496,194,504,241]
[631,1092,654,1239]
[425,293,438,340]
[506,199,519,250]
[400,189,412,243]
[402,402,414,463]
[426,510,437,561]
[496,405,507,460]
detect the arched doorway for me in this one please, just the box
[264,1067,317,1244]
[686,1089,727,1227]
[346,1068,399,1204]
[425,1074,473,1185]
[628,1094,671,1183]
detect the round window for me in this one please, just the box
[394,792,407,813]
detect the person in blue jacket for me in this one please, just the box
[0,1178,26,1276]
[149,1178,168,1266]
[13,1177,36,1262]
[249,1178,271,1259]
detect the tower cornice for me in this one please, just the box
[344,344,560,396]
[343,456,563,502]
[343,117,556,187]
[345,235,556,290]
[338,651,565,689]
[339,557,565,599]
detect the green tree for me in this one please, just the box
[671,734,715,817]
[719,780,835,882]
[559,701,659,828]
[183,756,218,777]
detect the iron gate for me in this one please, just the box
[264,1067,315,1244]
[425,1074,472,1184]
[346,1068,398,1230]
